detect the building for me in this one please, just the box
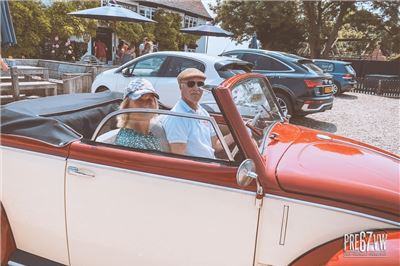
[107,0,213,53]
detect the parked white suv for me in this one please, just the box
[91,51,252,107]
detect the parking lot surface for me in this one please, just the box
[291,92,400,155]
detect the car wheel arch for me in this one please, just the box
[272,86,295,107]
[289,229,400,266]
[95,86,110,93]
[1,202,17,264]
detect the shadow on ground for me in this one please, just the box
[336,94,358,100]
[291,117,337,133]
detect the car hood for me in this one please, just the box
[275,126,400,217]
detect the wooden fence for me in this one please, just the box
[353,78,400,98]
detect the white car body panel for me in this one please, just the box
[255,195,397,266]
[0,147,69,264]
[66,160,259,266]
[90,52,246,107]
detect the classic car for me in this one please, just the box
[1,73,399,266]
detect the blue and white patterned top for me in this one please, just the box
[114,128,161,151]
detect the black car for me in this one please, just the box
[220,49,334,116]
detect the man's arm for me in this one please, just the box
[212,134,234,153]
[170,143,187,155]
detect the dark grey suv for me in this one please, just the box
[221,49,334,116]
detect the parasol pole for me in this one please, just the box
[206,36,209,54]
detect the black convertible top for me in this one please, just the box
[1,92,121,147]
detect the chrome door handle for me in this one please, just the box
[67,166,95,178]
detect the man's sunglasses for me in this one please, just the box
[186,80,205,88]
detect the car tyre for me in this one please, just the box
[332,82,341,96]
[275,92,293,117]
[95,86,110,93]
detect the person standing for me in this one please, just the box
[142,41,153,55]
[138,37,149,56]
[0,54,9,72]
[121,44,136,64]
[94,39,108,63]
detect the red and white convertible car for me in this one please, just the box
[1,73,399,265]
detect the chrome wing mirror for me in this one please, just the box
[236,159,258,187]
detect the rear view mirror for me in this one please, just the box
[122,68,133,77]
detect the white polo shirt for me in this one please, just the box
[163,99,216,159]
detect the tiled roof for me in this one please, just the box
[137,0,212,20]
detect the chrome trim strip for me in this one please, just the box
[264,194,400,227]
[67,159,256,196]
[91,108,234,161]
[0,145,67,160]
[1,132,81,148]
[301,102,332,111]
[279,205,289,245]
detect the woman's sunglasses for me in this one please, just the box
[186,80,205,88]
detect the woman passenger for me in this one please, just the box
[115,78,163,151]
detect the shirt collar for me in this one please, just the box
[179,98,199,114]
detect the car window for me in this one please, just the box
[301,62,324,74]
[93,109,235,162]
[217,64,250,79]
[345,65,356,75]
[222,53,242,59]
[163,56,205,77]
[127,55,167,77]
[241,54,290,71]
[316,62,334,72]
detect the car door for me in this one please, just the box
[65,110,260,266]
[116,54,168,94]
[155,56,206,108]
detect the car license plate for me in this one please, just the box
[324,86,333,93]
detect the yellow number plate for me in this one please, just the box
[324,86,333,93]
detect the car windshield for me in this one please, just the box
[201,77,282,150]
[301,62,324,74]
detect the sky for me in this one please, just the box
[201,0,250,55]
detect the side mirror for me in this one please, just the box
[122,68,133,77]
[236,159,258,187]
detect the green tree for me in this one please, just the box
[153,9,181,51]
[302,1,355,58]
[6,0,51,58]
[46,1,98,40]
[212,1,358,58]
[212,1,304,53]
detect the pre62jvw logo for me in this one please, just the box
[344,230,387,257]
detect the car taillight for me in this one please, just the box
[304,79,323,89]
[343,74,353,80]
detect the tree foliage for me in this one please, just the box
[212,1,304,53]
[5,0,51,58]
[212,0,399,58]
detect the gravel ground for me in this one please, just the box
[290,92,400,155]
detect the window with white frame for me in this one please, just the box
[139,6,156,20]
[184,15,198,28]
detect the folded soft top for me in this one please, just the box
[1,92,122,147]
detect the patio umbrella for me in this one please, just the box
[180,24,233,53]
[69,4,155,23]
[0,0,17,47]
